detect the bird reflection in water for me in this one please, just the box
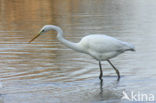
[98,79,120,101]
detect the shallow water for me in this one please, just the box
[0,0,156,103]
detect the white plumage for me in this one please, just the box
[29,25,135,81]
[78,34,134,60]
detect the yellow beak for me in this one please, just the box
[28,32,41,43]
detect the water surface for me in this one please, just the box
[0,0,156,103]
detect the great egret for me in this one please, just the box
[29,25,135,81]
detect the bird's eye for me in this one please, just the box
[42,30,45,32]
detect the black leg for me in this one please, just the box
[99,61,103,81]
[99,79,103,95]
[107,60,120,81]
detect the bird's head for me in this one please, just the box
[28,25,58,43]
[40,25,56,33]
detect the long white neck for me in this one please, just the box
[49,25,84,53]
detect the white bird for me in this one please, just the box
[29,25,135,81]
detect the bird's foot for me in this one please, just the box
[117,76,120,81]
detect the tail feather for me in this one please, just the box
[122,42,135,52]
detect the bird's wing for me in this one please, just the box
[80,34,126,53]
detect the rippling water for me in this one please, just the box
[0,0,156,103]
